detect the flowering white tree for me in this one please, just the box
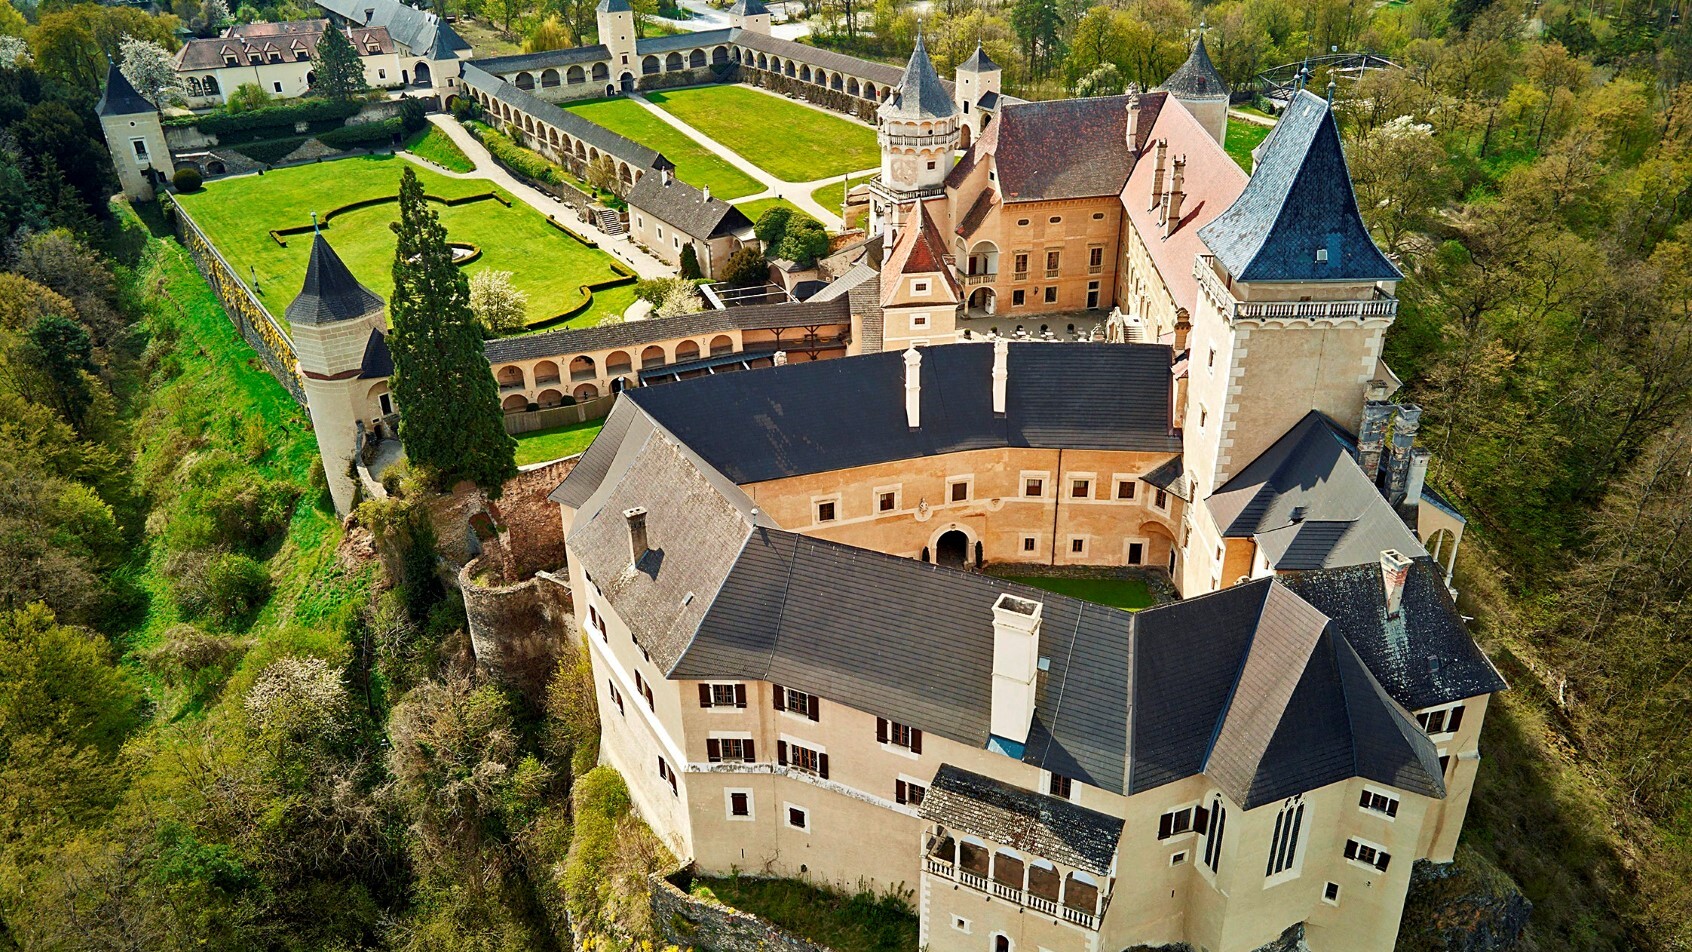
[656,280,704,318]
[120,35,188,108]
[468,268,529,335]
[0,36,29,68]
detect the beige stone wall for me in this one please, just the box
[101,111,174,202]
[967,197,1123,319]
[1115,208,1185,340]
[628,209,739,278]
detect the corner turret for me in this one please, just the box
[97,63,171,202]
[728,0,771,34]
[953,42,1001,148]
[1155,34,1229,145]
[871,34,960,233]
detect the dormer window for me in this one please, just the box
[1315,248,1329,263]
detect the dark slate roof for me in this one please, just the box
[284,232,384,326]
[627,170,753,239]
[484,297,849,365]
[921,765,1123,874]
[1198,90,1401,283]
[731,30,939,92]
[636,28,734,55]
[175,21,397,69]
[959,43,999,73]
[1141,455,1185,497]
[620,342,1183,484]
[316,0,469,54]
[359,329,393,379]
[423,15,459,60]
[993,96,1135,202]
[977,90,1000,110]
[729,0,769,14]
[97,63,153,116]
[598,0,631,11]
[879,33,957,119]
[552,398,644,508]
[460,64,663,171]
[1157,35,1228,99]
[1283,557,1508,710]
[1207,411,1423,571]
[472,45,611,74]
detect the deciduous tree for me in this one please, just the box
[468,268,529,335]
[119,35,186,108]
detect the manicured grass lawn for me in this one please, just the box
[1225,119,1272,172]
[562,96,764,199]
[810,172,873,216]
[403,126,476,173]
[646,85,879,182]
[175,153,631,327]
[693,877,917,952]
[513,419,604,465]
[733,196,806,224]
[1001,575,1156,611]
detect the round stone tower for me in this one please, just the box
[872,33,960,233]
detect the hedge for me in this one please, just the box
[168,98,363,135]
[233,136,309,165]
[468,121,558,185]
[268,191,503,245]
[316,118,403,150]
[527,259,639,329]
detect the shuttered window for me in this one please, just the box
[778,741,828,779]
[1344,838,1392,871]
[774,685,820,721]
[896,779,927,805]
[698,683,748,708]
[706,737,755,763]
[876,717,923,752]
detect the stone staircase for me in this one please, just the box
[595,207,625,237]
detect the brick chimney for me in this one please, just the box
[904,346,922,429]
[1164,157,1186,238]
[1148,139,1167,211]
[623,507,648,563]
[991,337,1008,416]
[990,593,1042,744]
[1358,400,1395,486]
[1385,405,1422,504]
[1380,549,1412,618]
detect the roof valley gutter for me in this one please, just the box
[1033,601,1090,771]
[757,528,802,680]
[1048,447,1063,566]
[1199,586,1265,774]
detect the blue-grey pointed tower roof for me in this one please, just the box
[423,15,459,61]
[728,0,769,15]
[1198,90,1401,284]
[959,42,998,73]
[1156,35,1228,100]
[285,232,385,326]
[880,33,956,119]
[97,62,154,116]
[597,0,631,12]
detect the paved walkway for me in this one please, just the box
[625,92,875,229]
[1228,108,1277,128]
[421,114,673,281]
[658,0,813,39]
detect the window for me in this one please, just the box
[1022,535,1037,552]
[1088,246,1104,274]
[1043,287,1057,303]
[1017,219,1030,226]
[1071,478,1091,499]
[634,671,655,710]
[698,683,748,709]
[1013,252,1029,277]
[378,68,387,79]
[877,717,923,752]
[816,500,837,523]
[1207,347,1216,369]
[272,81,283,92]
[896,779,927,805]
[378,392,394,415]
[1087,281,1100,309]
[1199,407,1208,428]
[1070,538,1085,554]
[911,313,929,329]
[1170,851,1188,866]
[950,480,969,503]
[1045,250,1060,277]
[1117,480,1136,500]
[1266,800,1305,878]
[1012,289,1026,306]
[1202,796,1226,873]
[878,490,897,512]
[607,680,625,716]
[1417,705,1465,735]
[1315,247,1329,263]
[913,280,930,293]
[1048,216,1061,224]
[657,757,678,795]
[1047,773,1072,800]
[1128,542,1144,564]
[1154,488,1169,509]
[1023,477,1044,497]
[1360,789,1401,818]
[774,685,820,721]
[131,139,149,160]
[728,790,752,818]
[953,916,971,933]
[779,740,827,777]
[1438,755,1451,776]
[1092,212,1105,220]
[1344,838,1392,871]
[787,805,810,830]
[707,736,755,763]
[926,159,937,170]
[1158,806,1195,839]
[1323,882,1341,904]
[994,935,1012,952]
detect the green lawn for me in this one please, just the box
[692,877,916,952]
[810,172,873,217]
[174,153,631,328]
[732,196,805,224]
[403,126,476,173]
[562,97,764,199]
[1000,575,1156,611]
[646,85,879,182]
[513,419,604,465]
[1224,119,1272,172]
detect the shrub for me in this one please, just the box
[450,96,483,122]
[722,245,769,287]
[317,117,402,150]
[203,553,271,621]
[200,475,301,552]
[177,96,360,134]
[474,125,557,184]
[398,97,428,133]
[172,165,203,191]
[142,623,244,683]
[679,242,701,279]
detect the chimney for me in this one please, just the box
[991,337,1008,415]
[1157,190,1171,230]
[1358,400,1394,486]
[701,184,711,203]
[1125,83,1142,151]
[990,593,1042,744]
[662,167,673,186]
[1173,307,1191,352]
[1164,157,1186,237]
[1380,549,1412,618]
[1148,139,1167,211]
[903,346,922,429]
[1384,404,1422,504]
[623,507,648,563]
[1404,447,1431,510]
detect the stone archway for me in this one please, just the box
[936,529,969,568]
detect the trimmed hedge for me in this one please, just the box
[317,118,403,150]
[268,191,504,245]
[234,136,310,165]
[467,121,559,185]
[168,98,363,135]
[527,258,638,329]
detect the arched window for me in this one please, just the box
[712,46,729,65]
[567,65,585,84]
[569,355,597,380]
[991,851,1023,888]
[1062,872,1098,915]
[592,62,609,81]
[204,75,221,95]
[709,335,734,355]
[515,70,534,89]
[992,935,1011,952]
[675,340,701,362]
[540,68,560,87]
[666,51,684,71]
[1266,798,1305,878]
[642,55,660,75]
[689,48,706,68]
[641,345,667,367]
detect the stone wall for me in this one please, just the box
[650,873,833,952]
[459,559,572,699]
[1395,850,1531,952]
[493,456,576,579]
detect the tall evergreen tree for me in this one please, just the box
[387,167,517,496]
[313,25,368,102]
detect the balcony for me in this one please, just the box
[1194,254,1398,323]
[924,856,1100,931]
[963,272,997,286]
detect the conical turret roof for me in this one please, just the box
[959,42,999,73]
[97,62,154,117]
[1157,35,1228,99]
[728,0,769,15]
[285,231,385,326]
[879,33,957,120]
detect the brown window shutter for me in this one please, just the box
[1386,799,1398,818]
[734,684,747,708]
[699,684,713,708]
[818,753,829,779]
[743,739,755,762]
[1360,791,1372,809]
[706,738,721,762]
[1194,805,1210,830]
[896,780,907,804]
[1376,852,1392,871]
[877,718,888,743]
[773,686,786,711]
[1158,813,1173,839]
[1447,705,1465,733]
[807,697,820,722]
[1344,840,1358,860]
[777,740,788,766]
[911,728,922,754]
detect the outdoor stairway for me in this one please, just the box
[596,208,626,237]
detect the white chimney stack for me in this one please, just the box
[1149,139,1167,211]
[702,184,711,203]
[1381,549,1412,618]
[624,507,649,563]
[903,346,922,429]
[990,594,1043,744]
[1405,447,1430,510]
[991,337,1008,415]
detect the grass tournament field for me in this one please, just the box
[644,85,879,182]
[174,153,635,328]
[562,96,764,199]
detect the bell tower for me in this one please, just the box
[870,33,960,234]
[953,42,1001,147]
[598,0,637,87]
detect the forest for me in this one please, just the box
[2,0,1692,947]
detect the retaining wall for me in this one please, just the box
[460,559,572,699]
[650,874,834,952]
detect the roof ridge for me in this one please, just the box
[1198,580,1275,773]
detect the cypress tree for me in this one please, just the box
[314,25,369,102]
[387,167,517,496]
[679,242,701,279]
